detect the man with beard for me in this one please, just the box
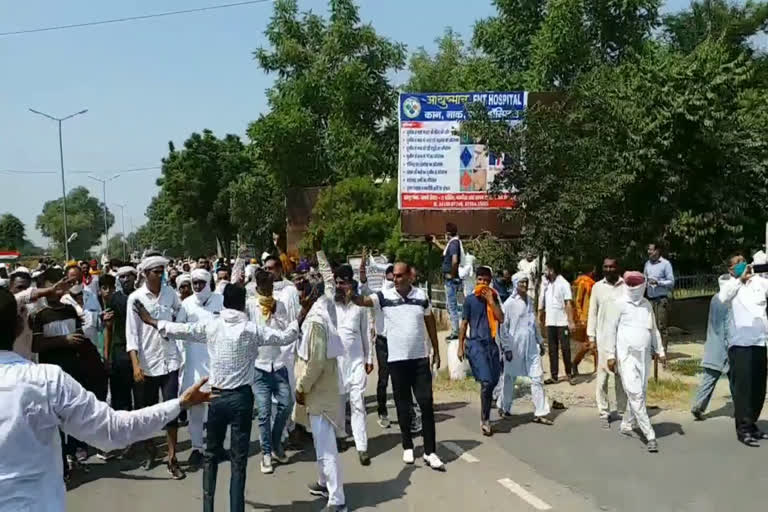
[176,268,224,468]
[177,273,193,301]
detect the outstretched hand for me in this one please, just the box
[133,302,157,328]
[180,377,216,409]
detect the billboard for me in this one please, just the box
[398,91,527,210]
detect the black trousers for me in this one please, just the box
[110,351,135,411]
[728,345,767,437]
[375,335,390,417]
[547,326,572,380]
[389,357,436,455]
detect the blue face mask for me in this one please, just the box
[734,261,747,278]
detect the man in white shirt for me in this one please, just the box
[133,283,302,512]
[0,287,212,512]
[246,270,294,475]
[518,252,538,299]
[176,268,224,468]
[318,254,373,466]
[352,262,445,471]
[717,257,768,447]
[538,259,576,384]
[586,257,628,428]
[126,255,185,478]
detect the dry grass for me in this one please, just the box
[667,358,702,377]
[432,369,480,401]
[647,377,694,408]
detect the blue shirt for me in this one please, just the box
[442,238,461,275]
[644,257,675,299]
[463,294,493,342]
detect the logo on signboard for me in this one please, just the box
[402,97,421,119]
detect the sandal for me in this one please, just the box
[532,416,554,426]
[481,423,493,436]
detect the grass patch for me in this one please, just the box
[667,358,701,377]
[647,377,693,407]
[432,369,480,400]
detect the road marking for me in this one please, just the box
[442,441,479,463]
[497,478,552,510]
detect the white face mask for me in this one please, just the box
[626,283,646,303]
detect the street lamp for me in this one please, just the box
[88,174,120,258]
[113,202,128,260]
[29,108,88,262]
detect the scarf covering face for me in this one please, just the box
[190,268,212,303]
[623,271,646,303]
[256,292,276,321]
[473,283,499,339]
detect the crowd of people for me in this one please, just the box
[1,224,767,511]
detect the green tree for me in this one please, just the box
[248,0,406,189]
[36,187,114,260]
[156,131,255,259]
[0,214,26,250]
[229,167,285,251]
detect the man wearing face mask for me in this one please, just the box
[604,271,666,453]
[108,266,138,414]
[177,268,224,468]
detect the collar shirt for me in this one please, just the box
[0,351,181,512]
[538,275,572,327]
[603,297,664,361]
[718,275,768,347]
[13,289,43,361]
[246,296,292,372]
[273,279,301,323]
[158,309,300,389]
[369,286,432,363]
[335,300,372,365]
[61,288,102,344]
[586,278,627,348]
[126,284,182,377]
[643,257,675,299]
[177,292,224,370]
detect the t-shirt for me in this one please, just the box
[108,290,129,357]
[462,294,493,342]
[442,238,462,275]
[539,275,573,327]
[370,286,432,363]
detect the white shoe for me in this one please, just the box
[377,415,391,429]
[402,449,415,465]
[423,452,445,471]
[260,455,273,474]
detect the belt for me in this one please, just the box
[211,384,252,393]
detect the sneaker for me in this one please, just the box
[308,482,329,498]
[260,455,274,474]
[481,422,493,437]
[619,426,634,438]
[544,378,556,385]
[75,447,89,462]
[600,416,610,430]
[691,407,704,421]
[402,449,415,465]
[423,452,446,471]
[96,450,116,461]
[187,449,204,468]
[167,460,186,480]
[336,438,347,452]
[272,451,289,464]
[377,415,391,429]
[647,440,659,453]
[358,451,371,466]
[568,375,577,386]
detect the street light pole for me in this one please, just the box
[88,174,120,259]
[29,108,87,262]
[113,203,128,260]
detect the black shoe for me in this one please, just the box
[647,440,659,453]
[568,375,577,386]
[187,449,204,468]
[446,333,459,341]
[336,438,347,452]
[544,378,556,385]
[308,482,329,498]
[753,430,768,440]
[691,407,704,421]
[167,460,186,480]
[738,434,760,447]
[358,451,371,466]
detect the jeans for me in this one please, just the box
[728,346,767,437]
[692,367,731,413]
[253,366,293,457]
[110,351,134,411]
[444,278,462,336]
[375,336,390,417]
[203,386,254,512]
[389,358,436,455]
[546,326,572,380]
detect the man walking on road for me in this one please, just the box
[352,262,445,471]
[106,266,138,414]
[431,223,463,340]
[644,242,675,353]
[539,259,577,385]
[717,257,768,447]
[587,258,627,428]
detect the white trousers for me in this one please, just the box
[595,365,627,419]
[310,414,345,506]
[337,383,368,452]
[497,373,550,417]
[189,404,208,450]
[618,348,655,441]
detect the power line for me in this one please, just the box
[1,165,161,175]
[0,0,273,37]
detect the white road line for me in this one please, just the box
[442,441,479,463]
[497,478,552,510]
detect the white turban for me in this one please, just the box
[9,266,31,277]
[190,268,212,302]
[261,251,272,264]
[140,256,168,273]
[191,268,211,283]
[116,266,138,277]
[176,273,192,287]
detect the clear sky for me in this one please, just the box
[1,0,692,248]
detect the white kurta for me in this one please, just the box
[176,292,224,451]
[604,288,664,440]
[497,294,550,416]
